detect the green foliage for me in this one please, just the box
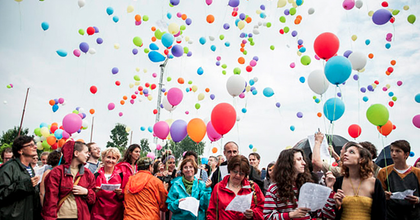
[0,126,29,146]
[140,138,151,157]
[0,143,12,163]
[106,123,129,156]
[159,136,205,162]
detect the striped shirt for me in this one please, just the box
[263,183,336,220]
[25,165,33,177]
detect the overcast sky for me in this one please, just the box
[1,0,419,167]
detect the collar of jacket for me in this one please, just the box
[64,163,85,176]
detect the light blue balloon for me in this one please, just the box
[225,42,230,47]
[149,43,159,50]
[54,129,63,139]
[263,87,274,97]
[252,89,258,95]
[323,98,345,122]
[199,37,206,45]
[56,49,68,57]
[388,92,394,97]
[324,56,352,85]
[365,39,371,45]
[147,126,153,133]
[197,67,204,75]
[161,33,174,48]
[140,126,145,131]
[52,104,59,112]
[210,45,216,51]
[201,157,208,165]
[148,51,166,62]
[249,79,255,86]
[167,13,172,19]
[299,76,305,83]
[363,96,369,102]
[315,98,320,103]
[260,12,266,19]
[415,93,420,103]
[106,7,114,15]
[296,0,303,6]
[41,22,49,31]
[113,16,119,23]
[242,108,247,113]
[299,47,306,53]
[40,122,48,128]
[249,144,253,149]
[290,125,295,131]
[385,43,391,49]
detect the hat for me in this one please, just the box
[137,157,153,169]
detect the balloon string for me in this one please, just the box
[381,134,391,192]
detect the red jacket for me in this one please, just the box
[41,141,96,220]
[116,162,136,189]
[207,175,265,220]
[91,166,124,220]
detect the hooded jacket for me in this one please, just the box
[90,166,124,220]
[124,170,168,220]
[116,161,136,189]
[167,176,211,220]
[41,140,96,220]
[0,157,41,220]
[207,175,265,220]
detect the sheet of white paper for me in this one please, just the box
[298,182,332,211]
[390,189,415,200]
[220,165,228,179]
[195,169,201,179]
[307,135,330,162]
[225,193,252,213]
[35,166,46,184]
[179,197,200,217]
[101,184,121,191]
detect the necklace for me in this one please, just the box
[349,178,362,197]
[229,182,241,188]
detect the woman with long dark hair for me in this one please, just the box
[263,148,336,219]
[334,142,385,220]
[263,162,275,194]
[116,144,140,188]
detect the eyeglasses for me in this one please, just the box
[23,143,36,148]
[231,170,245,176]
[167,161,175,164]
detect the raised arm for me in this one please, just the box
[312,132,324,172]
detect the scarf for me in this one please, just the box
[182,176,194,195]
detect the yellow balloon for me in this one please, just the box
[351,35,357,41]
[41,127,50,137]
[359,68,365,73]
[125,127,131,132]
[368,11,374,17]
[277,0,287,8]
[246,86,251,92]
[297,51,302,56]
[292,1,297,8]
[256,9,262,14]
[386,84,391,89]
[285,146,292,149]
[372,84,377,89]
[252,148,257,152]
[165,118,174,126]
[129,83,134,88]
[136,67,140,72]
[147,95,153,101]
[198,93,205,101]
[238,20,245,30]
[168,23,180,35]
[114,43,120,49]
[287,0,293,3]
[37,142,43,150]
[135,81,140,86]
[143,69,147,73]
[127,5,134,13]
[403,5,409,10]
[185,36,190,42]
[192,85,198,92]
[15,0,23,2]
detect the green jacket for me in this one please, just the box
[0,157,41,220]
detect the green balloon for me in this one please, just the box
[290,8,297,15]
[219,35,225,40]
[313,96,317,100]
[154,30,164,39]
[180,25,186,31]
[34,128,41,136]
[134,75,140,81]
[222,64,227,69]
[279,16,286,23]
[167,77,172,82]
[143,15,149,21]
[266,22,272,27]
[78,29,85,35]
[366,104,389,126]
[195,103,201,110]
[392,96,397,101]
[133,36,143,47]
[408,14,416,24]
[284,26,290,33]
[188,81,193,84]
[6,85,11,88]
[270,45,275,50]
[392,10,400,16]
[233,67,241,75]
[144,48,150,53]
[250,42,255,46]
[243,50,247,55]
[300,55,311,65]
[42,141,50,149]
[222,70,226,75]
[183,47,189,54]
[72,110,79,114]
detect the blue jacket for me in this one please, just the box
[166,176,211,220]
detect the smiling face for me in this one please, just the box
[75,145,89,164]
[182,161,195,180]
[130,147,141,162]
[167,158,176,172]
[293,152,306,174]
[103,152,118,170]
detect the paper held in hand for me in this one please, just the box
[179,197,200,217]
[298,182,332,211]
[100,184,121,191]
[390,189,415,200]
[225,193,252,213]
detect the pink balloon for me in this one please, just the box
[156,144,162,150]
[108,103,115,110]
[58,98,65,104]
[343,0,355,10]
[130,99,135,104]
[239,93,245,99]
[167,88,183,106]
[207,121,222,142]
[249,60,257,67]
[119,112,123,117]
[153,121,169,140]
[147,152,155,160]
[62,130,70,139]
[413,115,420,128]
[152,73,157,78]
[73,49,81,57]
[290,62,295,68]
[62,113,83,134]
[206,0,212,5]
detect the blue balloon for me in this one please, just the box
[197,67,204,75]
[299,76,305,83]
[171,45,184,57]
[372,9,392,25]
[249,144,253,149]
[363,96,369,102]
[56,49,68,57]
[96,37,103,44]
[249,79,255,86]
[186,88,190,92]
[79,42,89,53]
[199,37,206,45]
[275,102,281,108]
[143,89,149,94]
[296,0,303,6]
[148,51,166,62]
[315,98,320,103]
[385,43,391,49]
[410,151,415,157]
[113,16,119,23]
[201,157,208,165]
[299,47,306,53]
[210,94,215,100]
[210,45,216,51]
[365,39,371,45]
[242,108,247,113]
[263,87,274,97]
[343,50,353,58]
[324,56,352,85]
[167,13,172,19]
[54,129,63,139]
[185,18,192,25]
[415,93,420,103]
[290,125,295,131]
[41,22,49,31]
[149,43,159,50]
[140,126,145,131]
[40,123,48,128]
[224,42,230,47]
[252,89,258,95]
[161,33,174,48]
[260,12,266,18]
[170,0,180,6]
[147,126,153,133]
[106,7,114,15]
[323,98,345,122]
[388,92,394,97]
[52,104,59,112]
[132,48,138,55]
[360,87,366,93]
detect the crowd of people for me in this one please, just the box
[0,133,420,220]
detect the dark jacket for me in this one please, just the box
[0,157,41,220]
[211,161,264,191]
[333,176,386,220]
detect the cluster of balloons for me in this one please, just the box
[6,84,13,89]
[48,98,66,112]
[34,122,69,151]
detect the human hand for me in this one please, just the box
[163,182,169,191]
[31,176,40,187]
[179,198,186,203]
[73,185,88,195]
[205,179,212,188]
[324,171,336,189]
[244,209,253,219]
[385,191,392,200]
[94,186,101,193]
[289,207,310,218]
[315,132,324,144]
[334,189,345,207]
[114,188,122,196]
[405,195,419,204]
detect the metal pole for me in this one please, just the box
[154,58,168,144]
[130,131,133,145]
[90,116,94,142]
[18,88,30,137]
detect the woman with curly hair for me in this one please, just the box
[334,142,386,220]
[263,148,336,219]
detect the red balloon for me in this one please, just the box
[211,103,236,135]
[145,82,150,88]
[314,32,340,60]
[388,101,394,107]
[87,27,95,35]
[377,120,393,136]
[90,86,97,94]
[246,66,253,72]
[153,109,158,114]
[151,84,157,90]
[115,81,121,86]
[348,124,362,139]
[50,125,58,133]
[138,86,143,91]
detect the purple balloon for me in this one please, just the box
[353,74,359,80]
[413,114,420,129]
[160,104,164,108]
[239,33,246,38]
[239,13,246,20]
[96,38,103,44]
[297,39,303,45]
[187,51,192,57]
[210,94,215,100]
[93,26,99,33]
[79,42,89,53]
[337,92,342,97]
[291,30,298,37]
[171,45,183,57]
[170,0,180,6]
[185,18,192,25]
[276,102,281,108]
[161,88,166,92]
[253,56,259,61]
[372,9,392,25]
[284,9,290,16]
[216,61,220,66]
[143,88,149,94]
[170,120,188,142]
[248,33,253,38]
[112,67,119,74]
[260,5,265,10]
[223,23,230,30]
[343,50,353,58]
[360,87,366,93]
[297,112,303,118]
[132,48,138,55]
[228,0,240,7]
[367,85,374,91]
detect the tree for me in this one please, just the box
[0,126,29,146]
[160,136,205,162]
[139,138,151,157]
[106,123,128,155]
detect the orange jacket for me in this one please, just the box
[123,170,168,220]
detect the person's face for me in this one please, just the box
[103,152,118,169]
[229,165,245,184]
[167,158,176,171]
[218,156,225,163]
[130,147,141,162]
[75,145,89,164]
[158,162,164,171]
[18,141,38,158]
[268,166,274,177]
[416,162,420,169]
[390,145,408,163]
[41,155,48,165]
[208,157,216,166]
[249,155,260,168]
[3,152,13,163]
[185,155,196,163]
[224,143,238,161]
[182,162,195,179]
[293,152,306,174]
[32,155,38,165]
[343,146,361,166]
[91,144,101,158]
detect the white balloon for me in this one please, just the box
[209,36,215,41]
[88,48,96,54]
[226,75,246,97]
[82,120,89,129]
[78,0,85,8]
[253,77,259,82]
[355,0,363,9]
[3,101,7,104]
[348,51,367,71]
[34,136,41,143]
[308,69,329,95]
[253,28,260,35]
[236,115,241,121]
[308,8,315,15]
[162,96,177,112]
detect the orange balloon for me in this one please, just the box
[205,88,210,92]
[89,109,95,114]
[58,139,66,147]
[76,139,85,143]
[206,14,215,23]
[49,100,55,106]
[151,26,156,31]
[294,18,301,25]
[238,57,245,64]
[123,95,128,100]
[212,147,218,153]
[135,14,141,22]
[245,17,252,23]
[46,136,56,146]
[178,77,185,84]
[385,71,391,76]
[164,92,168,96]
[120,100,125,105]
[187,118,206,143]
[377,120,393,136]
[181,14,187,20]
[368,53,374,59]
[390,60,396,65]
[151,36,156,42]
[296,15,302,20]
[240,48,245,52]
[317,112,322,117]
[51,122,58,127]
[240,43,245,47]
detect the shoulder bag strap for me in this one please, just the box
[249,180,258,204]
[57,175,82,209]
[216,183,220,220]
